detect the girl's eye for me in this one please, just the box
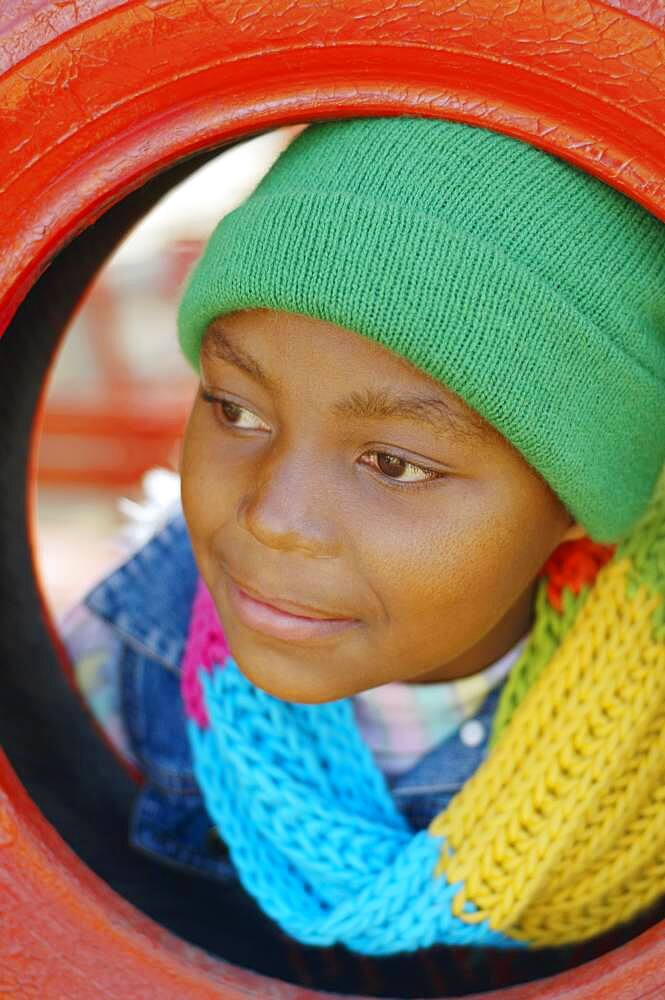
[359,451,444,489]
[201,391,270,432]
[201,390,443,489]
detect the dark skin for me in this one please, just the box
[180,308,585,704]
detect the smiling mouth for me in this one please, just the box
[226,572,352,620]
[226,577,361,643]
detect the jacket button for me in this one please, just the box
[460,719,485,747]
[206,826,231,860]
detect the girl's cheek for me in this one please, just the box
[181,420,218,530]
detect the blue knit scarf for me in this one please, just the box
[187,655,520,955]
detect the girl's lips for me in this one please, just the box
[226,577,361,642]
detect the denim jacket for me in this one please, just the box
[79,512,506,886]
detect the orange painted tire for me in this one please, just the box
[1,1,664,996]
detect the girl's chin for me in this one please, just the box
[227,645,362,705]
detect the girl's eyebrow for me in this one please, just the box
[201,322,489,442]
[202,322,278,390]
[331,387,488,442]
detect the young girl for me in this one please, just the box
[61,114,665,995]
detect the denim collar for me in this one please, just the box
[84,512,198,674]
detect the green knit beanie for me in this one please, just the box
[177,116,665,543]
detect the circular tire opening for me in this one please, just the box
[2,135,665,998]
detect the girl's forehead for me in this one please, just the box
[202,309,499,445]
[206,308,451,396]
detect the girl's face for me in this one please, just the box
[181,307,583,703]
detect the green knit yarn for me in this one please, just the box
[622,464,665,643]
[488,580,587,749]
[177,115,665,542]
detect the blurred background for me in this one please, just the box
[35,125,306,619]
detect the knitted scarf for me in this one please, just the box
[181,468,665,956]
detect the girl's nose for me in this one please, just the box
[236,446,341,559]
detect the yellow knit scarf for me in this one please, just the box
[430,465,665,948]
